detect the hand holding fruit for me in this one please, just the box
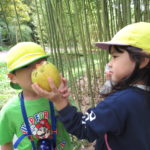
[31,61,69,110]
[32,76,70,110]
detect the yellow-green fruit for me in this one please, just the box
[31,61,61,91]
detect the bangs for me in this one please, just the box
[109,45,142,54]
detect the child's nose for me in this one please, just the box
[107,60,112,68]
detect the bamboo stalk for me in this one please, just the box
[34,0,45,47]
[12,0,23,42]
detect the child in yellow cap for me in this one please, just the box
[32,22,150,150]
[0,42,73,150]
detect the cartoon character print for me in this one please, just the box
[31,119,51,139]
[30,119,67,149]
[20,111,67,149]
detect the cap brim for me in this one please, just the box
[9,54,50,73]
[95,42,130,50]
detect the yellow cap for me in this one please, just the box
[6,42,49,89]
[6,42,49,73]
[95,22,150,53]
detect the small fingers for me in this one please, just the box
[48,78,58,92]
[61,76,67,87]
[32,83,41,94]
[59,87,68,94]
[62,92,70,99]
[58,76,67,90]
[59,87,70,99]
[32,83,50,97]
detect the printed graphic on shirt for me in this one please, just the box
[82,110,96,124]
[20,111,66,149]
[31,119,51,139]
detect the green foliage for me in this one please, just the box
[0,0,31,23]
[8,24,33,42]
[0,0,33,44]
[21,24,33,41]
[0,45,10,51]
[0,62,19,110]
[0,23,33,44]
[0,20,9,44]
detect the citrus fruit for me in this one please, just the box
[31,61,61,91]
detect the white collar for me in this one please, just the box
[131,84,150,91]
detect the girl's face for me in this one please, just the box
[108,47,136,83]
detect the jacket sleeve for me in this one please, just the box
[58,97,127,142]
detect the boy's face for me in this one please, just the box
[9,59,46,92]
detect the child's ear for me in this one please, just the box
[139,58,150,69]
[7,73,17,83]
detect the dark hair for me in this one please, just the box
[109,45,150,92]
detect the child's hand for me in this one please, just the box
[32,76,70,110]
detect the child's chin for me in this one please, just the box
[111,79,117,85]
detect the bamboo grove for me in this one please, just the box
[0,0,150,110]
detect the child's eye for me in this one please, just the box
[112,55,118,58]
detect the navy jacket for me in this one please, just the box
[58,87,150,150]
